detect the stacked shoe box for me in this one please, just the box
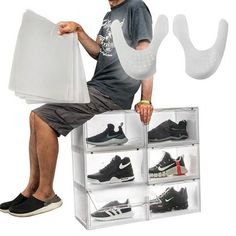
[71,107,200,229]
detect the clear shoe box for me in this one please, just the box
[71,107,200,229]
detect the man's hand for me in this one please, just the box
[57,21,83,35]
[135,102,153,125]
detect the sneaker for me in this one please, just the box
[149,152,188,178]
[148,120,188,142]
[86,123,128,146]
[0,193,28,213]
[87,155,135,184]
[150,187,188,213]
[9,195,62,217]
[91,199,133,221]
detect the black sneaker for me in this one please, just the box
[9,195,62,217]
[0,194,28,213]
[150,187,188,213]
[86,123,128,146]
[149,152,188,178]
[87,155,135,184]
[148,120,188,142]
[91,199,133,221]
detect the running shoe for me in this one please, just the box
[86,122,128,146]
[150,187,188,213]
[148,120,188,142]
[149,152,188,178]
[87,155,135,184]
[91,199,133,221]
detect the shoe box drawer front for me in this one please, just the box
[85,111,145,152]
[87,185,149,229]
[148,144,200,184]
[73,184,89,227]
[86,148,147,188]
[71,125,84,148]
[148,108,199,147]
[72,147,86,187]
[148,179,201,219]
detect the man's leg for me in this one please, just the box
[21,112,40,197]
[29,112,59,201]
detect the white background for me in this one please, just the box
[0,0,235,235]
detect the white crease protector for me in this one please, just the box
[173,15,228,80]
[9,10,90,103]
[111,15,169,80]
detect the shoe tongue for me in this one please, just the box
[107,124,114,131]
[163,152,172,161]
[113,155,121,162]
[100,155,121,174]
[178,120,187,128]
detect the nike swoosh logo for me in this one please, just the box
[106,134,119,139]
[157,163,176,172]
[165,197,174,202]
[119,162,131,169]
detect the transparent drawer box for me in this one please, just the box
[148,108,199,148]
[148,144,200,184]
[86,148,147,188]
[148,180,201,219]
[72,148,147,188]
[72,110,146,153]
[73,183,149,229]
[71,108,201,229]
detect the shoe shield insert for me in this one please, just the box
[173,15,228,80]
[111,15,169,80]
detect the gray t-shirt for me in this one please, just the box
[87,0,153,109]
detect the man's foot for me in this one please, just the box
[9,195,62,217]
[0,194,28,213]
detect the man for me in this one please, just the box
[0,0,153,216]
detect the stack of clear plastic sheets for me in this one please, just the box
[9,10,90,104]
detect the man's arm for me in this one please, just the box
[58,21,100,59]
[135,40,154,125]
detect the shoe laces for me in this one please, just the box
[159,187,171,200]
[100,157,117,173]
[154,155,170,169]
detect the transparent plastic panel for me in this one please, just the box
[72,148,86,187]
[85,111,145,152]
[148,144,200,184]
[10,10,89,103]
[73,183,89,227]
[149,180,200,219]
[86,148,147,188]
[148,108,199,148]
[71,125,84,148]
[87,185,148,229]
[175,108,199,142]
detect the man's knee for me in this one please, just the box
[29,111,36,127]
[30,112,45,128]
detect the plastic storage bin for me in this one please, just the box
[71,107,200,229]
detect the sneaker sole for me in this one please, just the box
[148,135,188,142]
[88,176,135,184]
[149,166,188,178]
[9,200,63,217]
[93,210,134,221]
[87,137,128,146]
[0,209,9,213]
[151,202,188,213]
